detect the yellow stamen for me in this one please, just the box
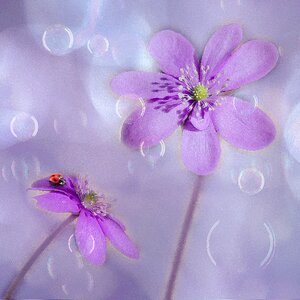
[192,83,208,101]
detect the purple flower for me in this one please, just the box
[30,175,139,265]
[111,24,278,175]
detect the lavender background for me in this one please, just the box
[1,0,300,299]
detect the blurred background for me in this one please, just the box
[0,0,300,299]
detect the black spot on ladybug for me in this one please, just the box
[49,173,65,186]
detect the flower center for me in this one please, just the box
[82,191,110,216]
[84,191,97,204]
[192,83,208,101]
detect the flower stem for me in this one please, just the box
[2,214,77,300]
[164,176,202,300]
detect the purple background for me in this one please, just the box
[1,0,300,299]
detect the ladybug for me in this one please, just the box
[49,173,65,186]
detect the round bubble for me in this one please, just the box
[42,24,74,56]
[87,34,109,57]
[115,96,145,121]
[206,220,276,270]
[233,95,258,116]
[10,112,38,142]
[140,140,166,167]
[238,167,265,195]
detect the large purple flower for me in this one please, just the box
[111,24,278,175]
[30,175,139,265]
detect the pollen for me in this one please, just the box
[192,83,208,101]
[84,191,97,204]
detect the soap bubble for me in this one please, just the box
[10,112,38,142]
[87,34,109,57]
[238,167,265,195]
[42,24,74,56]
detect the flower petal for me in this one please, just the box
[211,96,276,150]
[148,30,199,79]
[181,119,221,175]
[189,104,212,131]
[111,71,180,100]
[34,192,80,213]
[30,176,78,198]
[99,216,139,259]
[109,214,126,231]
[75,210,106,265]
[200,23,243,81]
[122,100,186,148]
[219,40,279,91]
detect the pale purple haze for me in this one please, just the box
[1,1,300,299]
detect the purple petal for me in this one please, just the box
[148,30,199,79]
[200,23,243,82]
[189,106,211,131]
[109,214,126,231]
[34,192,80,213]
[218,40,279,91]
[99,217,139,259]
[111,71,179,100]
[75,210,106,265]
[181,119,221,175]
[30,176,78,199]
[211,96,276,150]
[122,100,185,148]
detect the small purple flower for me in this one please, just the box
[111,24,278,175]
[30,175,139,265]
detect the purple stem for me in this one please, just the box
[164,176,202,300]
[2,214,77,300]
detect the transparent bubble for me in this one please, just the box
[206,220,220,266]
[238,167,265,195]
[206,220,276,269]
[47,255,94,297]
[87,34,109,57]
[46,229,116,298]
[115,96,145,121]
[278,45,284,57]
[2,156,40,182]
[233,95,258,116]
[140,140,166,167]
[1,165,11,182]
[67,233,79,253]
[260,222,276,268]
[10,112,38,142]
[42,24,74,56]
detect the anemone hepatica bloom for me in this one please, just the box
[30,174,139,265]
[111,24,278,175]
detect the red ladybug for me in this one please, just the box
[49,173,65,186]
